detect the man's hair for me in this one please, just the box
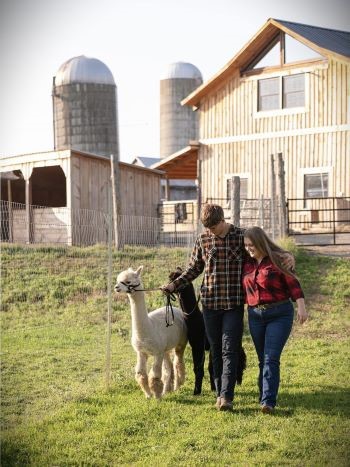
[200,204,225,228]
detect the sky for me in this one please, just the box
[0,0,349,163]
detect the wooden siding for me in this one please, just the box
[198,59,350,205]
[71,154,162,217]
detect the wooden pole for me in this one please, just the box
[276,153,287,237]
[231,176,240,226]
[105,188,112,389]
[110,155,121,249]
[259,194,264,228]
[25,178,33,244]
[270,154,276,240]
[197,158,202,228]
[7,180,13,242]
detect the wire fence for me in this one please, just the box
[1,200,198,417]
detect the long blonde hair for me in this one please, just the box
[244,226,296,278]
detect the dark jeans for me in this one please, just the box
[203,305,244,401]
[248,301,294,408]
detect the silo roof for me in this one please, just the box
[161,61,202,80]
[54,55,115,86]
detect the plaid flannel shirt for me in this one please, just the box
[173,224,246,310]
[242,256,304,306]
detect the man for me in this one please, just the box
[162,204,245,411]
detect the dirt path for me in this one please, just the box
[302,244,350,258]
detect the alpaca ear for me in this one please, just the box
[136,265,143,276]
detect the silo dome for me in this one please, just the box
[55,55,115,86]
[161,62,202,82]
[160,62,203,158]
[52,56,119,159]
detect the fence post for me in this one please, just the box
[231,176,240,226]
[105,191,113,390]
[259,194,264,228]
[270,154,276,240]
[7,181,13,242]
[110,155,121,249]
[197,158,202,224]
[276,153,287,237]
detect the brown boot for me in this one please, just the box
[261,405,274,414]
[219,398,233,412]
[215,397,221,410]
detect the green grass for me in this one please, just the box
[1,244,350,466]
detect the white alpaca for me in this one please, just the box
[114,266,187,399]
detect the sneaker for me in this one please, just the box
[261,405,274,414]
[215,397,221,410]
[219,398,233,412]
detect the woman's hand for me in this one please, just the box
[296,298,308,324]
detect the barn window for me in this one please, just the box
[258,73,305,111]
[283,74,305,108]
[258,78,279,111]
[304,173,328,199]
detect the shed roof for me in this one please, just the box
[183,18,350,107]
[0,150,164,176]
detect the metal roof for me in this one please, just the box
[276,19,350,58]
[161,62,202,81]
[54,55,115,86]
[132,156,161,168]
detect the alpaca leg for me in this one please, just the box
[162,352,174,395]
[208,350,216,391]
[135,352,151,399]
[149,354,164,399]
[190,337,205,395]
[236,347,247,385]
[174,345,186,390]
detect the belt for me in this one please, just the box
[253,300,291,310]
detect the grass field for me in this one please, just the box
[1,243,350,466]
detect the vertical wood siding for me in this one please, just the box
[198,59,349,203]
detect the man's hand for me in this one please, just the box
[161,282,175,295]
[282,252,295,271]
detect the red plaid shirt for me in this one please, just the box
[242,256,304,306]
[172,225,246,309]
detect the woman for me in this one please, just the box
[242,227,308,414]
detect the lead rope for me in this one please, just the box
[165,292,176,327]
[178,291,201,317]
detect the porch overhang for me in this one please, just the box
[151,142,199,179]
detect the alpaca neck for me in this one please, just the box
[128,291,151,336]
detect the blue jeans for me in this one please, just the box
[203,305,244,401]
[248,301,294,408]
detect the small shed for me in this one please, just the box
[0,149,163,245]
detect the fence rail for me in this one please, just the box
[287,197,350,245]
[2,197,350,248]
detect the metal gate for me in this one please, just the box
[287,197,350,246]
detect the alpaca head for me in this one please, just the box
[114,266,143,294]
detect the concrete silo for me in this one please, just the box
[52,55,119,159]
[160,62,203,158]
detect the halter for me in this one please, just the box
[119,281,142,293]
[118,282,175,327]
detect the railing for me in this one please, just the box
[287,197,350,245]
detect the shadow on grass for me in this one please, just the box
[1,440,31,467]
[164,386,350,418]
